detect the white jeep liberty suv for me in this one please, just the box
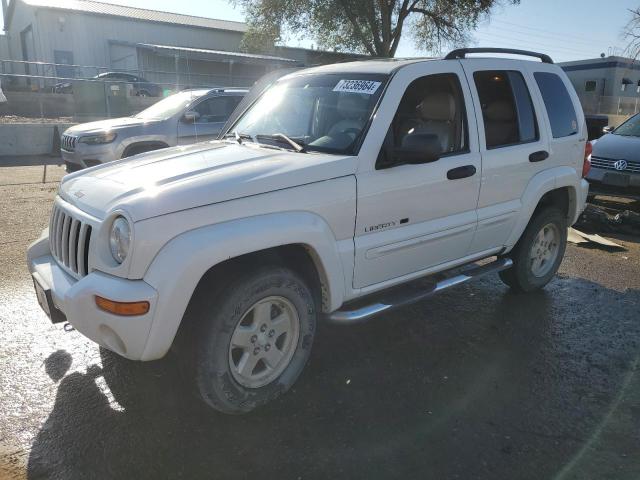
[28,48,590,414]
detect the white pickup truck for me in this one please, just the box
[28,48,590,414]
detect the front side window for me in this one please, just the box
[230,74,388,154]
[194,96,242,123]
[474,70,538,148]
[391,73,468,155]
[534,72,578,138]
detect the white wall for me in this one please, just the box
[36,9,245,69]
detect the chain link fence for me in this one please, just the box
[578,93,640,117]
[0,59,257,122]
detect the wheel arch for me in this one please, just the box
[504,166,581,250]
[140,212,347,360]
[122,140,170,158]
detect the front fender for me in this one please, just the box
[504,166,586,250]
[140,211,347,360]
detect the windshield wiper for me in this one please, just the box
[223,131,255,145]
[256,133,307,153]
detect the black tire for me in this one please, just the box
[499,207,567,293]
[64,161,82,173]
[182,266,317,414]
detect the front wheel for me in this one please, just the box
[499,207,567,292]
[183,266,317,414]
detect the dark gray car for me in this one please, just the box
[587,113,640,198]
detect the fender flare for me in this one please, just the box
[504,166,581,249]
[140,211,347,360]
[121,140,170,158]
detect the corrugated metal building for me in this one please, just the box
[560,56,640,115]
[1,0,299,87]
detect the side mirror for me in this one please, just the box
[183,111,200,124]
[394,133,442,165]
[602,125,614,134]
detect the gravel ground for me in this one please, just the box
[0,168,639,480]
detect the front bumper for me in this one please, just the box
[28,232,158,360]
[586,167,640,199]
[61,142,120,170]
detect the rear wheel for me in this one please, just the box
[182,266,317,414]
[499,207,567,292]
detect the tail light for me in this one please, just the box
[582,141,592,178]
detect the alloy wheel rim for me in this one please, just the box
[228,296,300,389]
[529,223,561,278]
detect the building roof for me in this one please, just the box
[559,56,640,72]
[136,43,298,64]
[5,0,247,32]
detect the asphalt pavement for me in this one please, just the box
[1,166,639,480]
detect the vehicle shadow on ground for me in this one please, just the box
[28,276,640,480]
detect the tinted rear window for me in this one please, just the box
[534,72,578,138]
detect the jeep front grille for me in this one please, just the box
[590,156,640,174]
[49,204,92,277]
[61,134,77,152]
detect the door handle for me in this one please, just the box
[447,165,477,180]
[529,150,549,162]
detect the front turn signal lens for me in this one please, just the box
[95,296,150,316]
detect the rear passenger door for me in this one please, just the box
[461,60,550,254]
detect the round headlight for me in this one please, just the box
[109,216,130,264]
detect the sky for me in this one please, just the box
[1,0,637,62]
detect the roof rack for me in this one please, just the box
[444,48,553,64]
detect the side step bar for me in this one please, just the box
[327,257,513,324]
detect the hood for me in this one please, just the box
[59,141,357,221]
[592,133,640,163]
[64,117,157,134]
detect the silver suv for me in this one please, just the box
[61,88,247,172]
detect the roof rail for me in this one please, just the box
[444,48,553,64]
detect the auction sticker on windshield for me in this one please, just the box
[333,79,381,94]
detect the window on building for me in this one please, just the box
[534,72,578,138]
[391,73,468,156]
[473,70,538,148]
[585,80,597,92]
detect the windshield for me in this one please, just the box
[134,91,205,120]
[613,113,640,137]
[230,73,388,154]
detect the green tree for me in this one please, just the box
[236,0,519,57]
[624,7,640,59]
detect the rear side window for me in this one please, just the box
[534,72,578,138]
[473,70,538,149]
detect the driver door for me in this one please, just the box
[353,63,481,288]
